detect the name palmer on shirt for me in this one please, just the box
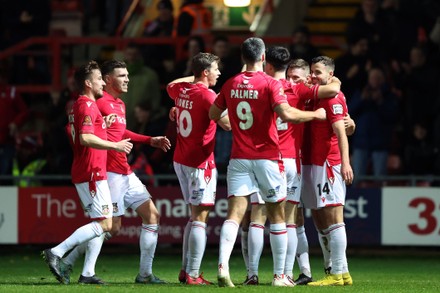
[231,89,259,99]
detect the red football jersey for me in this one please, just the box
[278,80,319,159]
[215,71,287,160]
[310,91,348,166]
[96,91,132,175]
[67,95,108,183]
[167,82,217,168]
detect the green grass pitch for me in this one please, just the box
[1,245,439,292]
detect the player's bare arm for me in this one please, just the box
[209,104,224,122]
[316,76,341,98]
[80,133,133,154]
[217,110,231,131]
[150,136,171,152]
[332,120,353,185]
[344,113,356,136]
[275,103,326,124]
[169,107,177,121]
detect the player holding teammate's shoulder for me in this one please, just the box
[167,52,230,285]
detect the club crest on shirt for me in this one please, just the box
[332,104,343,115]
[102,205,110,215]
[83,115,92,126]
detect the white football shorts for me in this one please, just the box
[173,162,217,206]
[301,162,346,209]
[75,179,113,220]
[107,172,151,216]
[227,159,287,203]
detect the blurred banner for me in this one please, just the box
[0,186,439,246]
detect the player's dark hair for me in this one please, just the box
[311,56,335,71]
[266,46,290,72]
[100,60,127,76]
[241,37,265,64]
[192,52,220,78]
[74,60,100,93]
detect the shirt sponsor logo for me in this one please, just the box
[191,188,205,200]
[84,203,92,213]
[267,185,281,198]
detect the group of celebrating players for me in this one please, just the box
[42,37,354,287]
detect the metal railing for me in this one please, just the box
[0,34,343,94]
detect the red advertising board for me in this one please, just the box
[18,186,229,244]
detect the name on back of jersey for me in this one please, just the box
[231,89,259,99]
[176,97,193,109]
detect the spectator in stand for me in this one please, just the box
[122,43,165,131]
[142,0,176,81]
[349,67,398,186]
[130,101,175,176]
[12,131,46,187]
[433,115,440,177]
[211,35,242,93]
[346,0,394,63]
[393,44,440,138]
[174,35,206,78]
[103,0,132,35]
[404,121,438,177]
[174,0,212,36]
[394,0,439,62]
[0,62,29,184]
[335,35,375,101]
[43,68,78,180]
[2,0,51,84]
[211,35,242,173]
[289,25,322,63]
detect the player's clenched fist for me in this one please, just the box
[314,108,326,120]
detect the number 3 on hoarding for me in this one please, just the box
[408,197,438,235]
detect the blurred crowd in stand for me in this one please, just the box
[0,0,439,187]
